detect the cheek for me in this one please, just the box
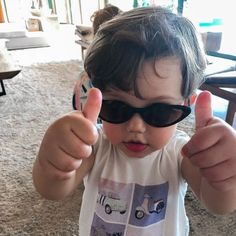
[149,125,177,149]
[103,122,124,144]
[103,122,177,150]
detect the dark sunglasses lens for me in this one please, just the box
[99,101,191,127]
[99,100,132,123]
[143,104,191,127]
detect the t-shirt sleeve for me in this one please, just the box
[165,130,190,182]
[175,130,190,168]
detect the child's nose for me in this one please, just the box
[126,114,146,133]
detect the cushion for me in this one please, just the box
[75,25,93,42]
[0,23,26,38]
[6,36,49,50]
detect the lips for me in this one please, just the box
[124,142,147,152]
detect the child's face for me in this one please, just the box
[102,56,184,158]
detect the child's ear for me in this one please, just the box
[184,93,197,106]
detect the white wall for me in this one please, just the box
[4,0,32,22]
[80,0,99,25]
[107,0,133,11]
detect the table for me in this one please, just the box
[0,50,21,96]
[74,24,92,61]
[200,71,236,126]
[75,39,90,61]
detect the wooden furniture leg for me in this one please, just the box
[0,79,6,96]
[226,101,236,125]
[0,50,21,96]
[200,84,236,126]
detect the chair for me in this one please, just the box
[200,70,236,126]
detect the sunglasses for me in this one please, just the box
[99,100,191,127]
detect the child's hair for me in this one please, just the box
[85,6,207,99]
[91,4,121,35]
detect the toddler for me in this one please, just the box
[33,6,236,236]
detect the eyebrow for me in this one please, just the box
[103,87,184,101]
[104,93,184,104]
[147,95,182,101]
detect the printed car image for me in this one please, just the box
[97,193,127,215]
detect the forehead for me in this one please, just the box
[136,56,183,101]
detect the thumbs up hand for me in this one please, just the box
[37,88,102,182]
[182,91,236,192]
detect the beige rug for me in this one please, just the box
[0,60,235,235]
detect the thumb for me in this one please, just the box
[83,88,102,124]
[195,91,213,130]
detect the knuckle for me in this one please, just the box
[201,168,219,181]
[63,159,80,172]
[191,154,207,168]
[213,121,232,137]
[47,157,79,177]
[77,145,93,158]
[51,169,75,181]
[210,181,231,192]
[90,128,99,144]
[56,113,73,125]
[60,111,83,125]
[85,125,98,145]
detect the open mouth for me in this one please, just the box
[124,142,147,152]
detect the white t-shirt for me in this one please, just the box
[79,127,190,236]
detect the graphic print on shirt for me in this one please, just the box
[90,178,169,235]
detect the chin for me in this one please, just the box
[126,152,147,158]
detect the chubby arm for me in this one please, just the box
[181,91,236,214]
[33,88,102,200]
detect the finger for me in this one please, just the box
[195,91,213,130]
[206,176,236,192]
[38,141,80,180]
[200,160,236,183]
[182,125,221,158]
[50,112,98,145]
[40,157,77,181]
[187,142,226,168]
[83,88,102,124]
[58,130,93,159]
[48,148,83,172]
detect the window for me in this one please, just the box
[107,0,177,11]
[183,0,236,53]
